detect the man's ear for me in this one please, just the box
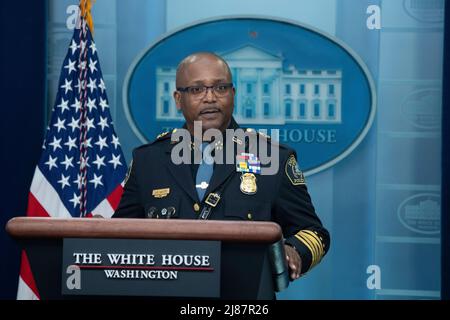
[174,91,182,110]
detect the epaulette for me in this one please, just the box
[156,131,170,140]
[257,131,271,141]
[244,128,290,152]
[244,128,271,141]
[148,130,173,145]
[134,130,174,151]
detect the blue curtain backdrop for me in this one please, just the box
[0,1,47,299]
[0,0,447,300]
[442,1,449,301]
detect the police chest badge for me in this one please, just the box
[240,173,257,195]
[286,155,306,186]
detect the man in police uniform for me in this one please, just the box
[113,52,330,280]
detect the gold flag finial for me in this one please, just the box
[80,0,95,35]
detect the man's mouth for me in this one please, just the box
[199,108,221,115]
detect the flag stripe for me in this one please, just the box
[106,184,124,210]
[91,196,114,218]
[91,184,123,218]
[29,168,72,218]
[17,277,39,300]
[17,251,40,300]
[27,192,50,217]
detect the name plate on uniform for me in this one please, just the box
[62,238,221,297]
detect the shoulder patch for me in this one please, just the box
[285,154,306,186]
[124,159,133,185]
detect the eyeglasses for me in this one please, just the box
[176,83,233,98]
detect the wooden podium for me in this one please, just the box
[6,217,289,299]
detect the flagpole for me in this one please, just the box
[80,0,95,36]
[78,0,95,217]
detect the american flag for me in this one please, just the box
[17,12,127,299]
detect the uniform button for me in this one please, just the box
[247,213,252,220]
[193,203,200,212]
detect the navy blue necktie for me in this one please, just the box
[195,142,214,201]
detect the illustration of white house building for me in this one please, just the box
[405,199,440,221]
[155,45,342,125]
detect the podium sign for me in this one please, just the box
[62,238,221,297]
[7,218,284,299]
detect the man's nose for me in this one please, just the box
[203,87,217,102]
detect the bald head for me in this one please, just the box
[175,52,232,88]
[173,52,235,135]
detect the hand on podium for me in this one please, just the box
[285,244,302,280]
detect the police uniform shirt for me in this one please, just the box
[113,117,330,274]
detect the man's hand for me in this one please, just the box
[284,244,302,280]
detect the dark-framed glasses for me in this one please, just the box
[176,83,233,98]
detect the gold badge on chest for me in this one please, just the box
[240,173,257,195]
